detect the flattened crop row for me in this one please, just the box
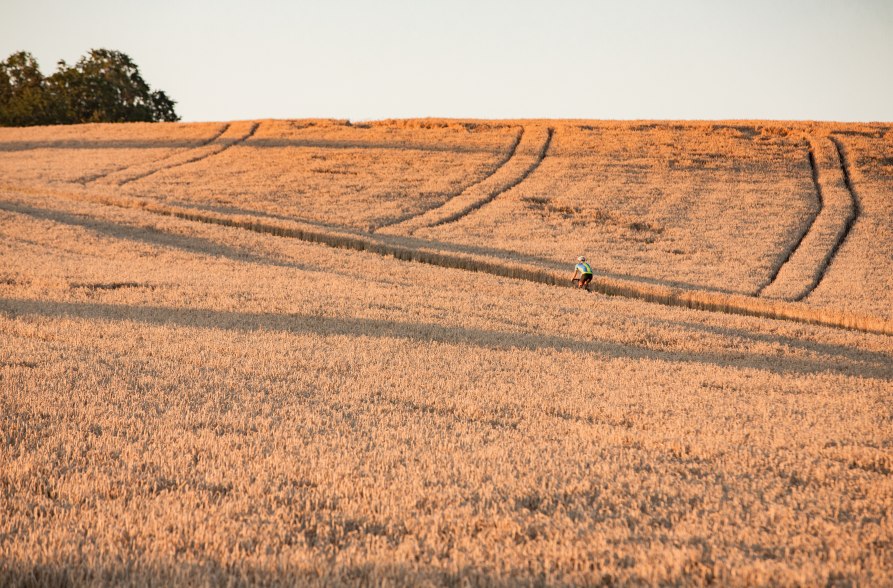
[15,184,891,337]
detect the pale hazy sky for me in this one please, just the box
[3,0,892,122]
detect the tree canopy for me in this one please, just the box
[0,49,179,126]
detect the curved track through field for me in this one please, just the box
[757,136,859,301]
[754,141,823,297]
[373,126,524,232]
[377,127,553,234]
[815,137,863,298]
[78,123,231,185]
[115,122,260,186]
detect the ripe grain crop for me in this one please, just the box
[1,120,892,586]
[8,119,889,321]
[95,121,257,186]
[414,122,818,296]
[0,122,225,185]
[114,119,521,231]
[805,132,893,320]
[377,125,553,233]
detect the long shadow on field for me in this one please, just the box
[2,297,890,380]
[0,139,206,151]
[0,561,542,588]
[658,318,893,368]
[0,138,504,155]
[4,185,748,297]
[0,200,312,272]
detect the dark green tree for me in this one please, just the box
[0,51,55,126]
[0,49,179,126]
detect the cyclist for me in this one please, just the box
[571,256,593,291]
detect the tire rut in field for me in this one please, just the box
[78,123,231,185]
[430,127,553,229]
[755,141,823,296]
[118,122,260,186]
[757,136,859,301]
[374,126,525,232]
[377,127,553,234]
[801,137,862,298]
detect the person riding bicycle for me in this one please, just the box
[571,256,593,290]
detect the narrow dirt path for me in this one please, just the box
[12,185,890,335]
[377,126,553,235]
[103,122,258,186]
[758,136,858,300]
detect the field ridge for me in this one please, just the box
[14,183,891,336]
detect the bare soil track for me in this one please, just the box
[11,118,885,334]
[819,136,863,291]
[74,123,231,185]
[0,120,889,335]
[423,127,553,229]
[377,126,554,233]
[754,141,823,296]
[406,121,824,296]
[429,128,555,227]
[34,123,893,333]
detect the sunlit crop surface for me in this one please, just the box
[1,120,891,586]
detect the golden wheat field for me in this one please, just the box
[1,119,892,586]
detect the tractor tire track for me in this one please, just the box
[804,137,862,298]
[118,122,259,186]
[755,142,823,296]
[758,136,858,301]
[14,184,892,336]
[78,123,231,185]
[434,127,553,228]
[378,127,553,234]
[374,127,524,232]
[431,127,553,229]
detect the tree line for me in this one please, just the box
[0,49,179,126]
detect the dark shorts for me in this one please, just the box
[579,273,592,285]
